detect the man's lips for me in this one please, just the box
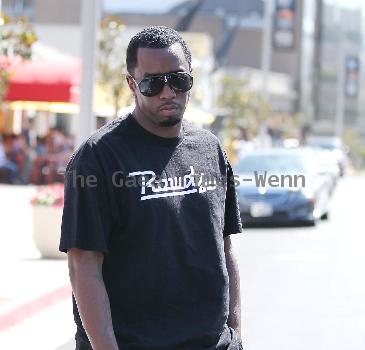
[160,104,180,111]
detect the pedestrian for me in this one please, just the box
[0,135,18,183]
[60,26,244,350]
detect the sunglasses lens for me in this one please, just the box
[137,73,193,96]
[139,77,165,97]
[168,73,193,92]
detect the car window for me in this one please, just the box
[235,153,310,173]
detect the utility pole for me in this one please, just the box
[261,0,273,102]
[334,8,345,139]
[335,57,345,138]
[312,0,323,123]
[357,52,364,131]
[77,0,101,146]
[259,0,274,148]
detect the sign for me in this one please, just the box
[345,56,360,98]
[273,0,296,50]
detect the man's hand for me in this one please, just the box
[68,248,119,350]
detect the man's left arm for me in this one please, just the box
[224,235,241,339]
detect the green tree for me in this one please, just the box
[343,128,365,170]
[0,14,37,103]
[217,74,271,161]
[97,16,131,118]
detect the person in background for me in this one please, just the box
[6,134,27,183]
[0,135,17,183]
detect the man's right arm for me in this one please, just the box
[67,248,119,350]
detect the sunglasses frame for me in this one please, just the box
[129,72,193,97]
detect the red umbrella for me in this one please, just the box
[4,57,81,103]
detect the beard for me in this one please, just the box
[158,116,182,127]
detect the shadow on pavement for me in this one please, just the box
[242,221,319,229]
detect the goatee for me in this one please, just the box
[158,117,182,127]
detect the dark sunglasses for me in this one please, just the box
[130,72,193,97]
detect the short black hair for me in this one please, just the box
[126,26,192,74]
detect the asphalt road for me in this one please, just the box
[232,174,365,350]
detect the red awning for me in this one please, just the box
[4,57,81,103]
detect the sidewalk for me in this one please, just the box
[0,185,75,350]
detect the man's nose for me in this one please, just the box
[160,83,176,99]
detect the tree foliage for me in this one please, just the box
[97,16,131,118]
[0,13,37,103]
[217,74,271,132]
[217,74,271,160]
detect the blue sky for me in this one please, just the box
[103,0,187,14]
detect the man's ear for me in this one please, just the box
[126,75,137,95]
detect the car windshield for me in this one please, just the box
[307,137,342,150]
[308,143,336,151]
[235,153,311,173]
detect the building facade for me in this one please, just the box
[313,0,364,135]
[3,0,364,138]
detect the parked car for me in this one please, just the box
[234,148,332,226]
[310,147,341,195]
[306,136,348,176]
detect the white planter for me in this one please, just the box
[32,206,65,259]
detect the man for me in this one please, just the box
[60,26,243,350]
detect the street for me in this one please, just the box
[0,174,364,349]
[235,174,365,350]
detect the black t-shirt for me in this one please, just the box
[60,114,242,350]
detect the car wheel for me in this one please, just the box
[321,212,329,220]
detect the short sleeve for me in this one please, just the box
[223,160,243,237]
[59,164,113,253]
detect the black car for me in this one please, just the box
[234,148,332,226]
